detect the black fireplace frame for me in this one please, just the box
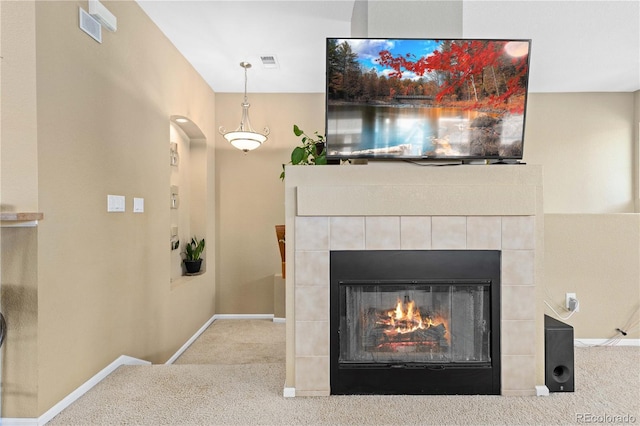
[330,250,501,395]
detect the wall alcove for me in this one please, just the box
[169,115,207,285]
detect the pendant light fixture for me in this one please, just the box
[219,62,269,152]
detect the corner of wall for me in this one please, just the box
[634,90,640,212]
[350,1,368,37]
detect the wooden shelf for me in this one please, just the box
[1,212,44,227]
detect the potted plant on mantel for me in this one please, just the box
[279,124,327,180]
[183,236,205,274]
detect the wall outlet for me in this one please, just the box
[565,292,579,312]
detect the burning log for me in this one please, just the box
[413,323,448,346]
[363,299,449,352]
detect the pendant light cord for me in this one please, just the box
[243,65,248,104]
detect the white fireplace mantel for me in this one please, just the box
[284,163,544,397]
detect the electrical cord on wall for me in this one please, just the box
[545,287,639,347]
[0,312,5,348]
[544,300,579,321]
[543,286,572,319]
[606,305,640,345]
[574,304,640,347]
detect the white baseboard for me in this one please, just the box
[213,313,274,320]
[0,418,38,426]
[283,387,296,397]
[575,338,640,347]
[165,314,217,364]
[273,317,286,323]
[36,355,150,425]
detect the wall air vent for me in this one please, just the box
[260,55,279,69]
[79,7,102,43]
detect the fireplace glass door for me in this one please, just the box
[330,250,501,395]
[339,281,491,367]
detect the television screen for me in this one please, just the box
[326,38,531,161]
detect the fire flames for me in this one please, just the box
[379,296,448,341]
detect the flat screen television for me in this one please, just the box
[325,38,531,162]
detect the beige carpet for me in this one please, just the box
[174,319,285,365]
[48,319,639,425]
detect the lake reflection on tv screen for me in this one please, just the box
[327,105,524,159]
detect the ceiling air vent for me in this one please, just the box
[260,55,279,69]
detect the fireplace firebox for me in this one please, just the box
[330,250,501,395]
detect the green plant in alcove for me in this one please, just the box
[183,236,205,261]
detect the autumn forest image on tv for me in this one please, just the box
[326,39,531,160]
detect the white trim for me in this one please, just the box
[273,317,286,323]
[37,355,150,425]
[0,419,38,426]
[575,338,640,347]
[283,387,296,398]
[213,313,274,320]
[165,314,217,364]
[0,221,39,228]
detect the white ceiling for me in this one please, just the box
[136,0,639,94]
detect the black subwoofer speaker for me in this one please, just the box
[544,315,575,392]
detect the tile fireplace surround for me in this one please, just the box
[284,163,544,397]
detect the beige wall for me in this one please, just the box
[1,0,217,417]
[0,0,39,213]
[1,0,41,417]
[545,214,640,339]
[214,93,324,314]
[525,93,637,213]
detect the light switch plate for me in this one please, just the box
[107,195,125,212]
[133,197,144,213]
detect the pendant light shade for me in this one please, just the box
[219,62,269,152]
